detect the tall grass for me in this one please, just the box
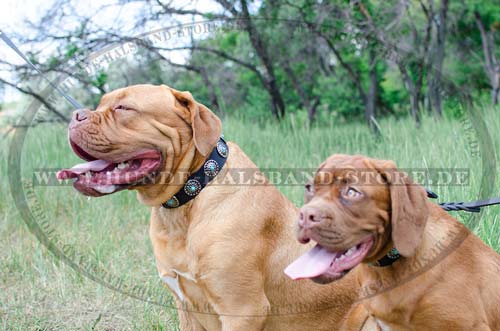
[1,105,499,330]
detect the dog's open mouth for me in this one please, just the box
[56,139,162,197]
[284,236,374,284]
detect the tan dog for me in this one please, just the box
[57,85,373,331]
[285,154,500,330]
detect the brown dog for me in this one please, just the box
[286,154,500,331]
[57,85,373,331]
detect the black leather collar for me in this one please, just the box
[162,137,228,209]
[369,247,400,267]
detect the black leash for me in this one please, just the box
[426,189,500,213]
[0,29,83,109]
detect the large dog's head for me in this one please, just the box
[57,84,221,205]
[285,154,429,284]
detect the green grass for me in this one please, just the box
[1,105,499,330]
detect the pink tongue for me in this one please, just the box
[284,244,338,280]
[57,159,112,180]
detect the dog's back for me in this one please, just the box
[467,230,500,329]
[418,206,500,330]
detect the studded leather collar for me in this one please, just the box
[369,247,400,267]
[162,137,228,209]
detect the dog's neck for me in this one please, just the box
[364,229,394,266]
[358,211,469,299]
[153,147,242,235]
[161,137,228,209]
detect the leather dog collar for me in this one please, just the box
[369,247,400,267]
[162,137,228,209]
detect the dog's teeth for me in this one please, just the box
[339,255,346,261]
[85,172,92,179]
[117,161,130,170]
[346,247,356,256]
[94,185,117,194]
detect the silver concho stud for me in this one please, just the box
[165,196,180,208]
[387,248,400,259]
[184,179,202,196]
[204,160,219,177]
[217,141,228,158]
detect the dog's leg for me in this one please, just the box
[175,298,207,331]
[202,276,270,331]
[197,238,271,331]
[341,304,381,331]
[198,269,269,330]
[216,298,270,331]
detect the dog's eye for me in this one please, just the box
[344,187,362,199]
[113,105,131,112]
[304,182,315,203]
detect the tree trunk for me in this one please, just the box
[399,63,421,126]
[290,3,382,131]
[474,10,500,106]
[266,78,286,119]
[355,1,421,126]
[200,68,222,116]
[239,0,286,118]
[365,50,380,135]
[282,60,318,122]
[415,0,434,112]
[427,0,448,116]
[493,66,500,105]
[173,45,281,115]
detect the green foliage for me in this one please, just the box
[6,0,496,126]
[64,43,80,60]
[92,71,108,89]
[47,56,60,69]
[315,74,364,119]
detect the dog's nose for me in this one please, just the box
[73,109,90,122]
[298,206,322,227]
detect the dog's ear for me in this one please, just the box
[170,88,222,156]
[366,158,429,257]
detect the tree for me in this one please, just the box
[474,10,500,105]
[1,0,498,129]
[214,0,286,119]
[426,0,449,116]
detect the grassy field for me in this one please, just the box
[1,106,499,330]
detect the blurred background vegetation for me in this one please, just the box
[0,0,498,132]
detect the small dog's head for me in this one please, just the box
[57,84,221,204]
[285,154,429,284]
